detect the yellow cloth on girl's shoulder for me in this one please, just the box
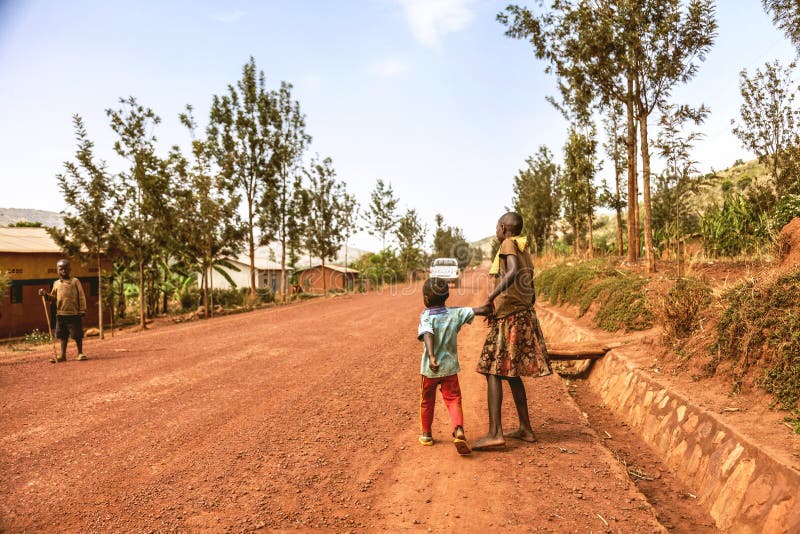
[489,236,528,275]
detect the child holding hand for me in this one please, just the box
[418,277,491,455]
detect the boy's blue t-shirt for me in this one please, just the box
[417,306,475,378]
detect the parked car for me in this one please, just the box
[429,258,460,287]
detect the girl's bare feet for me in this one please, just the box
[472,434,506,450]
[504,428,537,442]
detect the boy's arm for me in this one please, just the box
[39,282,56,300]
[76,279,87,314]
[423,333,439,373]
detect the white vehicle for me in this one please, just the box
[429,258,460,287]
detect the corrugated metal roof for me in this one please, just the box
[230,255,291,272]
[295,263,359,274]
[0,227,62,253]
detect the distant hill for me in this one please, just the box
[0,208,63,228]
[471,235,496,258]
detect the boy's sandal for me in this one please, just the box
[49,357,66,364]
[418,435,433,446]
[76,354,88,361]
[453,438,472,455]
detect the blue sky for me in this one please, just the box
[0,0,797,251]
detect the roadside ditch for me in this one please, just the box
[538,304,800,533]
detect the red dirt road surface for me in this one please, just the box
[1,274,663,532]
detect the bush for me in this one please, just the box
[660,278,712,339]
[24,329,50,345]
[180,289,198,311]
[709,269,800,429]
[535,260,653,332]
[255,287,274,304]
[701,192,770,257]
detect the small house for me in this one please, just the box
[295,263,359,294]
[0,227,108,338]
[205,253,291,293]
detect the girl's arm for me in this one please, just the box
[483,253,519,306]
[472,304,493,316]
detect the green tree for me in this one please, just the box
[601,101,628,255]
[48,115,117,338]
[304,157,349,296]
[395,208,427,273]
[432,214,471,269]
[653,103,709,275]
[364,179,399,249]
[562,126,599,257]
[207,57,277,297]
[762,0,800,52]
[176,105,245,317]
[499,0,717,272]
[107,97,172,330]
[732,60,800,197]
[511,146,561,255]
[265,81,311,302]
[338,191,360,282]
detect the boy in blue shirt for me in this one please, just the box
[418,277,491,455]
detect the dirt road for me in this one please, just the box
[1,273,662,532]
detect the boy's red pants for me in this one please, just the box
[419,374,464,434]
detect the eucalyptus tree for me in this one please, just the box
[395,208,427,273]
[207,57,277,297]
[107,97,172,330]
[601,101,628,255]
[562,126,598,257]
[49,114,116,339]
[176,105,245,317]
[339,191,360,278]
[499,0,717,272]
[732,60,800,197]
[762,0,800,53]
[511,146,561,255]
[432,214,471,269]
[364,179,399,250]
[654,103,709,275]
[304,157,349,296]
[265,81,311,302]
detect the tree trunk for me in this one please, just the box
[138,260,146,330]
[637,106,656,273]
[248,227,256,297]
[344,243,349,292]
[614,132,624,257]
[97,254,104,340]
[625,72,639,264]
[587,209,594,259]
[281,232,287,304]
[209,265,215,317]
[201,266,208,319]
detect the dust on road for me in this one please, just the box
[1,273,661,532]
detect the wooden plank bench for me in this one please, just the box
[546,342,619,361]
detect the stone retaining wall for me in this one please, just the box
[536,305,800,533]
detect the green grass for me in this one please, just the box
[535,260,653,332]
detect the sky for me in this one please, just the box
[0,0,797,251]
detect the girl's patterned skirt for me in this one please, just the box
[477,308,552,378]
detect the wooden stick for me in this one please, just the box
[41,295,58,360]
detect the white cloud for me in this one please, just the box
[370,58,409,78]
[212,10,245,24]
[398,0,474,48]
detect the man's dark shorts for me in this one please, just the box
[55,315,83,340]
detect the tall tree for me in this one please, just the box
[631,0,717,272]
[176,105,244,317]
[107,97,171,330]
[499,1,717,272]
[511,146,561,255]
[562,126,598,256]
[338,191,360,282]
[265,81,311,302]
[762,0,800,53]
[49,114,116,339]
[304,157,349,296]
[601,101,628,255]
[364,179,399,249]
[207,57,277,297]
[395,208,427,273]
[653,103,709,275]
[732,60,800,197]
